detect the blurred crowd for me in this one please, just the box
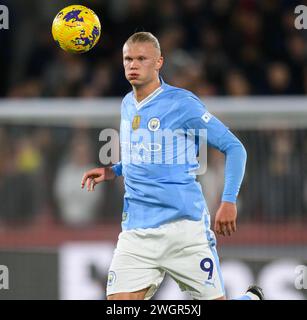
[0,125,124,227]
[0,124,306,227]
[201,129,307,223]
[0,0,307,97]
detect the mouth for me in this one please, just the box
[128,73,140,79]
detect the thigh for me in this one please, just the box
[106,231,165,300]
[165,243,225,300]
[161,217,225,300]
[107,287,150,300]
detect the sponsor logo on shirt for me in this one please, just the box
[201,112,213,123]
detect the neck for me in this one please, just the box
[133,77,161,103]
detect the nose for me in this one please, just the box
[130,59,139,69]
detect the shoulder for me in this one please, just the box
[122,91,133,105]
[163,84,204,107]
[162,84,207,120]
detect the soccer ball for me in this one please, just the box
[52,5,101,53]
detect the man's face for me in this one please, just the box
[123,42,163,87]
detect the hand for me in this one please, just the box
[81,167,116,191]
[214,202,237,236]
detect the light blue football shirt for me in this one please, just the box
[112,79,247,230]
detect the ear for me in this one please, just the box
[156,56,164,71]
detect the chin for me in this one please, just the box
[129,79,143,86]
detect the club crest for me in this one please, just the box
[148,117,160,131]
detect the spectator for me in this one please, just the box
[265,62,294,95]
[224,70,251,96]
[54,131,105,227]
[0,134,44,224]
[261,131,303,220]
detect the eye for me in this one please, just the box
[124,57,132,62]
[138,56,146,61]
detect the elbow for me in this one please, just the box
[240,143,247,163]
[234,141,247,166]
[227,140,247,164]
[220,132,247,163]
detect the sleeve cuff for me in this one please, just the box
[221,194,237,203]
[111,163,122,177]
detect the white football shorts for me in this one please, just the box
[106,213,225,300]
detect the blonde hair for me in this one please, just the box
[125,32,161,54]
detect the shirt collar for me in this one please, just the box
[133,78,164,111]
